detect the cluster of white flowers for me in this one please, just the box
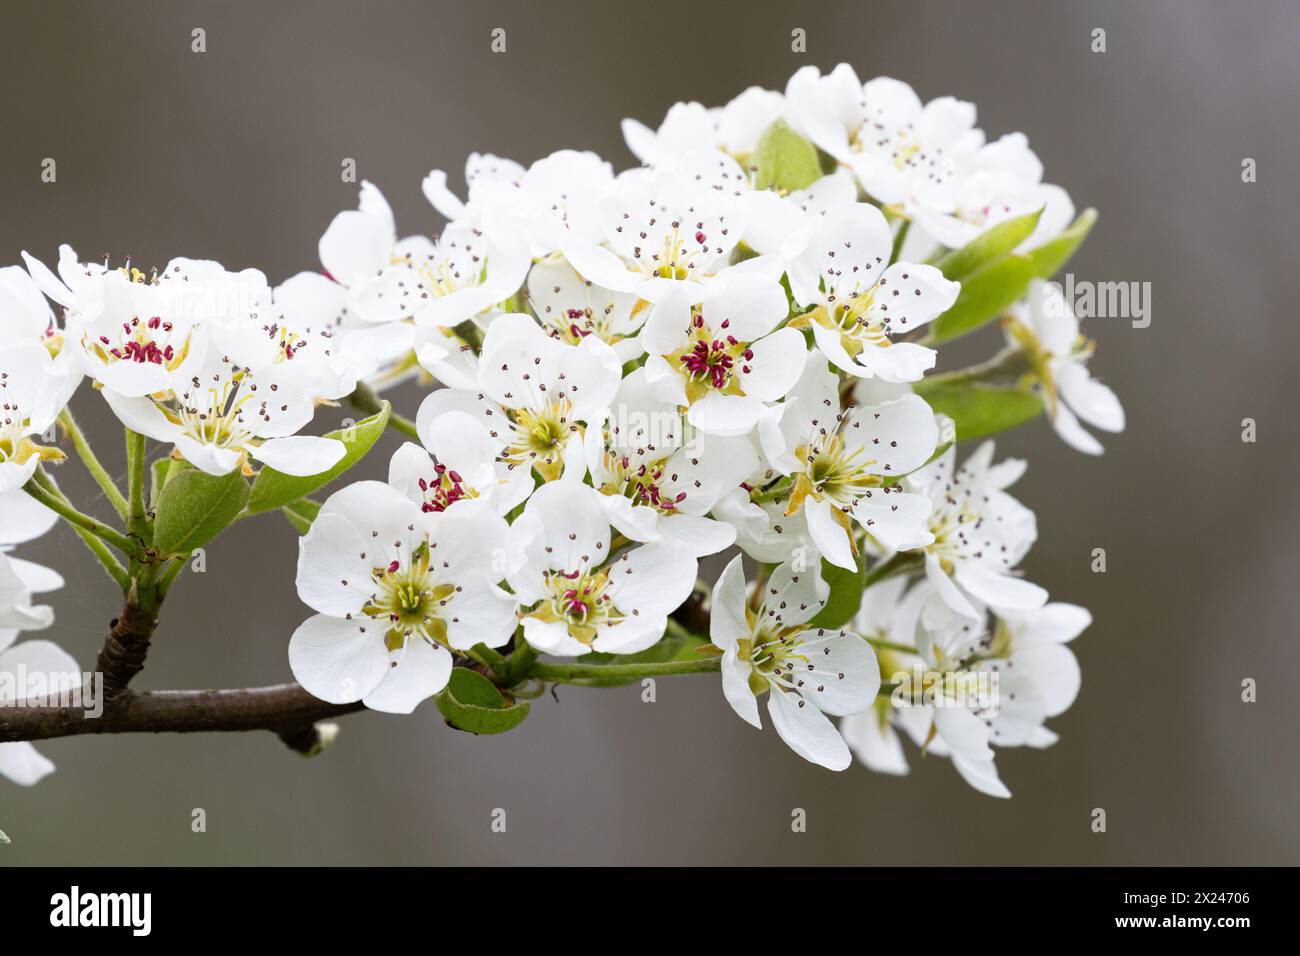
[1,65,1122,795]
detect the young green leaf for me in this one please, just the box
[435,668,531,735]
[806,557,865,630]
[936,208,1043,281]
[929,209,1097,344]
[152,468,250,557]
[920,384,1044,443]
[751,119,822,192]
[245,403,391,515]
[280,497,322,535]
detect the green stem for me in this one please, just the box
[751,477,793,505]
[125,428,149,542]
[349,382,420,441]
[527,656,721,685]
[451,319,484,353]
[862,552,923,590]
[59,409,128,520]
[866,637,919,656]
[497,639,538,685]
[889,218,911,265]
[157,556,188,597]
[22,476,135,556]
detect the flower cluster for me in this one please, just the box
[2,65,1121,796]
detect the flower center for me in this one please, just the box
[90,315,188,369]
[261,322,315,363]
[669,311,752,399]
[415,463,475,513]
[794,432,882,509]
[362,540,457,646]
[524,567,624,646]
[502,399,576,481]
[633,221,710,280]
[742,626,847,698]
[601,451,686,515]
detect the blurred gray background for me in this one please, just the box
[1,0,1297,865]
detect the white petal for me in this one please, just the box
[841,710,910,775]
[0,741,56,786]
[739,328,807,402]
[851,488,934,551]
[1056,361,1125,432]
[606,543,697,618]
[954,563,1047,612]
[952,754,1012,798]
[767,687,851,770]
[722,648,762,728]
[709,555,750,652]
[805,497,856,571]
[362,638,452,714]
[288,614,390,704]
[254,436,346,476]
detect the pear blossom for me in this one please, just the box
[103,346,347,478]
[425,150,614,256]
[389,409,533,517]
[0,340,74,491]
[621,87,785,167]
[525,256,645,360]
[67,256,266,398]
[905,442,1046,619]
[710,555,880,770]
[0,491,72,787]
[561,169,768,304]
[343,222,528,332]
[289,480,515,712]
[416,312,622,482]
[506,482,696,656]
[583,368,756,556]
[788,204,960,382]
[843,580,1087,797]
[259,271,414,392]
[321,181,528,333]
[0,629,80,787]
[0,489,62,602]
[762,351,939,569]
[911,134,1076,253]
[786,66,981,219]
[1,265,66,351]
[0,64,1111,797]
[640,274,806,436]
[1006,280,1125,455]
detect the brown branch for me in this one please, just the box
[95,599,159,703]
[0,683,365,751]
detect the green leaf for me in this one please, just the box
[921,384,1044,443]
[752,119,822,192]
[149,457,190,510]
[936,208,1043,281]
[152,468,250,557]
[244,403,391,515]
[1025,206,1098,277]
[435,668,530,735]
[807,557,865,630]
[929,209,1097,344]
[279,497,322,535]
